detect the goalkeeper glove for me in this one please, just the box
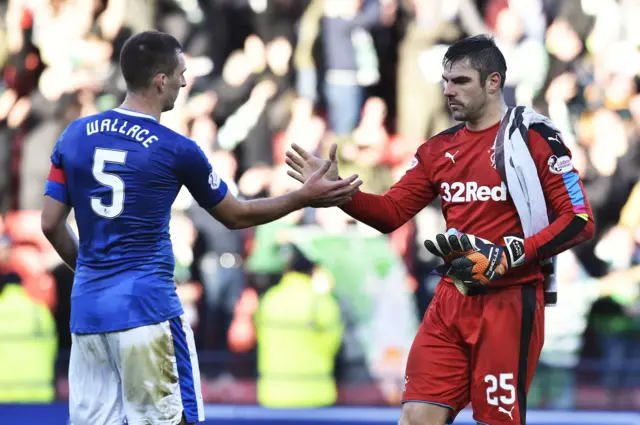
[425,232,525,286]
[424,230,468,261]
[424,230,479,294]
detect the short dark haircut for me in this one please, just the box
[443,35,507,88]
[119,31,183,92]
[288,246,315,275]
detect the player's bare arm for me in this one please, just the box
[41,195,79,272]
[209,160,362,229]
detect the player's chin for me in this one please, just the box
[162,103,176,112]
[450,109,468,121]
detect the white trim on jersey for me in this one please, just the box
[113,108,157,121]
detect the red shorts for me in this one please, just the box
[402,280,545,425]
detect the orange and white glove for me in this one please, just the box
[424,231,525,286]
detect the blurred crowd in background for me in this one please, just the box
[0,0,639,411]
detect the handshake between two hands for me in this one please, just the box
[285,143,363,208]
[424,229,526,295]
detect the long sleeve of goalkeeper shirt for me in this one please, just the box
[340,148,438,234]
[521,124,595,264]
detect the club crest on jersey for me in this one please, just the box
[488,144,496,169]
[209,171,221,190]
[547,155,573,174]
[409,156,419,169]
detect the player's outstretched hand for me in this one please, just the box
[433,234,526,285]
[286,143,340,184]
[299,160,362,208]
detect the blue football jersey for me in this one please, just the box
[44,108,228,334]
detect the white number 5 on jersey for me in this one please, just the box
[92,148,127,219]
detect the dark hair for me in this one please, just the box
[443,35,507,88]
[288,246,315,275]
[119,31,183,92]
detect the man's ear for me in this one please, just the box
[153,73,166,92]
[486,72,502,94]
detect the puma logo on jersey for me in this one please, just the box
[441,181,507,202]
[547,134,562,144]
[498,405,515,420]
[445,151,459,163]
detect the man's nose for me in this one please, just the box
[443,83,455,98]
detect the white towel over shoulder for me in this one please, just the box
[494,106,561,306]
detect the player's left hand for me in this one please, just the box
[425,231,526,285]
[423,230,474,263]
[436,234,525,285]
[423,230,478,294]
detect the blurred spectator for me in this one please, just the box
[337,96,394,194]
[319,0,385,136]
[0,235,57,402]
[273,96,326,163]
[294,0,324,104]
[188,150,246,350]
[492,5,548,106]
[254,246,343,407]
[250,0,306,44]
[587,227,640,406]
[245,164,309,289]
[528,250,640,409]
[396,0,485,146]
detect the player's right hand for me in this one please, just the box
[299,160,362,208]
[286,143,340,184]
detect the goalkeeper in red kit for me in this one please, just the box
[286,35,594,425]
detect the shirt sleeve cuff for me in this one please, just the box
[523,237,538,265]
[45,181,70,205]
[197,180,229,209]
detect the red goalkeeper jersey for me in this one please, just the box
[342,120,595,287]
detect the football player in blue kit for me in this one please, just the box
[41,31,362,425]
